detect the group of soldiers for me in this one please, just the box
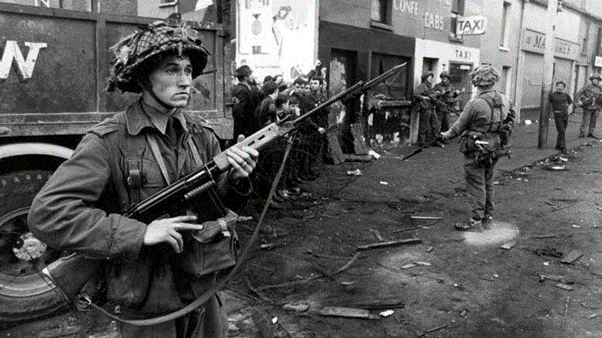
[414,71,461,147]
[231,64,329,207]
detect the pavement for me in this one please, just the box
[336,110,600,204]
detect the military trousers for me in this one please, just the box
[580,109,599,136]
[464,155,497,222]
[418,108,440,145]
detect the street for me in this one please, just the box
[222,127,602,338]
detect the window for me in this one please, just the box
[500,2,511,48]
[502,66,511,94]
[371,0,391,25]
[450,0,465,41]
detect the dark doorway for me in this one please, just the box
[449,62,473,111]
[329,49,358,152]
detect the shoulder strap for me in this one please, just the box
[478,94,501,132]
[145,133,171,185]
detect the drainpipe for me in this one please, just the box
[513,0,527,122]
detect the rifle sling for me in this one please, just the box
[84,136,295,327]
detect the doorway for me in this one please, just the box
[449,62,473,111]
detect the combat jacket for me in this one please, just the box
[446,89,513,138]
[414,82,435,110]
[577,83,602,110]
[28,100,250,313]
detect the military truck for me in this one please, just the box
[0,2,233,324]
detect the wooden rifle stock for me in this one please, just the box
[43,64,407,301]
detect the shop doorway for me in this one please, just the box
[329,48,358,152]
[449,62,473,111]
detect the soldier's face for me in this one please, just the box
[593,79,600,86]
[147,54,193,109]
[310,80,321,91]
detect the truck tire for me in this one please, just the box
[0,170,67,322]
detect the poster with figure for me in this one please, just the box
[236,0,318,82]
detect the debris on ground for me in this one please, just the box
[318,307,379,319]
[356,238,422,251]
[562,249,584,264]
[380,181,389,185]
[500,241,516,250]
[538,274,574,284]
[347,168,363,176]
[533,247,563,258]
[555,283,575,291]
[282,302,310,312]
[379,310,394,317]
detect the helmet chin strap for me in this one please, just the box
[140,80,175,112]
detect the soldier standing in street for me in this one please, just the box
[415,72,443,147]
[28,21,258,337]
[440,65,515,231]
[576,74,602,138]
[548,81,573,153]
[433,71,460,133]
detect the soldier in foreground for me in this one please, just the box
[440,65,515,231]
[28,21,258,337]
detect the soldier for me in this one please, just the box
[433,71,460,132]
[28,21,258,337]
[232,65,259,137]
[548,81,573,152]
[414,71,443,147]
[576,74,602,138]
[440,65,515,231]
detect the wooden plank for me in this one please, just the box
[319,307,371,319]
[356,238,422,251]
[351,123,369,154]
[562,250,583,264]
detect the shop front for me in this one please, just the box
[319,21,415,149]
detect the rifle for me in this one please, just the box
[42,62,408,302]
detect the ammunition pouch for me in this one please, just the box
[460,130,510,167]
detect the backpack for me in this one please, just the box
[460,93,511,166]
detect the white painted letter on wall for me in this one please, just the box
[0,41,47,80]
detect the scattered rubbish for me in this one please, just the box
[460,309,469,317]
[562,297,571,330]
[415,261,432,266]
[543,261,550,266]
[271,317,278,324]
[410,215,443,220]
[426,246,434,253]
[350,300,405,310]
[318,307,378,319]
[571,224,581,228]
[525,119,532,125]
[558,157,568,162]
[237,215,253,221]
[538,274,574,284]
[401,263,417,269]
[340,280,355,291]
[546,165,567,171]
[334,252,360,275]
[588,314,599,319]
[347,169,363,176]
[369,149,381,159]
[260,243,279,250]
[562,249,584,264]
[421,324,448,336]
[493,274,499,278]
[283,302,310,312]
[533,247,563,258]
[500,241,516,250]
[369,229,385,242]
[380,310,394,317]
[555,283,575,291]
[380,181,389,185]
[356,238,422,251]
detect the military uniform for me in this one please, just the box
[442,89,514,227]
[576,81,602,137]
[415,80,440,145]
[29,100,251,337]
[433,80,457,132]
[232,81,259,137]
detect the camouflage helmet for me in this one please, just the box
[421,71,434,83]
[107,21,210,93]
[440,71,450,79]
[470,65,500,88]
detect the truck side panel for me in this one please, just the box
[0,3,233,139]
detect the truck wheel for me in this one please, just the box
[0,170,67,322]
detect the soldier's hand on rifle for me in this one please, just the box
[144,215,200,253]
[440,131,452,141]
[226,134,259,181]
